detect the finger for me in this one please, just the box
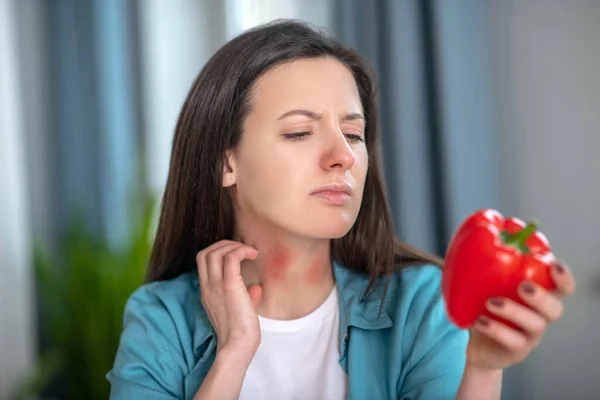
[223,245,259,284]
[486,297,547,339]
[474,315,528,354]
[206,242,246,285]
[247,284,263,309]
[518,281,564,322]
[197,251,209,289]
[203,239,242,254]
[550,260,576,297]
[197,240,241,288]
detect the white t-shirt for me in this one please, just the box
[239,286,347,399]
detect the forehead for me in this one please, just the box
[248,57,363,116]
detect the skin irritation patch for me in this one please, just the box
[260,242,329,284]
[305,254,330,284]
[263,243,292,281]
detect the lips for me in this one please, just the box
[311,183,352,205]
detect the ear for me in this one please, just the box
[222,149,237,187]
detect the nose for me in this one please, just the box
[319,128,356,171]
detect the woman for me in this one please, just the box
[107,20,576,399]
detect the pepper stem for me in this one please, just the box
[504,220,538,252]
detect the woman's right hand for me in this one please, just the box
[196,240,263,358]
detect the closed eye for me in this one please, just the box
[282,131,312,140]
[282,131,364,143]
[345,134,364,143]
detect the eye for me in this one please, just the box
[283,131,312,140]
[344,133,365,143]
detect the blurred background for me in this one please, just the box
[1,0,598,399]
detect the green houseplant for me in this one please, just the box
[13,194,156,400]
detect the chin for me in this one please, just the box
[306,213,358,239]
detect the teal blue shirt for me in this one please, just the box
[107,262,469,399]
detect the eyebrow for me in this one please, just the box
[277,109,365,122]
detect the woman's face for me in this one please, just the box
[224,57,368,240]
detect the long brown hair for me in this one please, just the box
[146,19,443,299]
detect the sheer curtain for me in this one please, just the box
[138,0,228,198]
[0,1,36,396]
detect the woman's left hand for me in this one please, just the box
[465,260,576,371]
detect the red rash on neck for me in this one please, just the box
[263,244,291,281]
[262,243,330,284]
[305,254,330,284]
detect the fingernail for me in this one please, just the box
[477,316,490,326]
[489,297,504,308]
[521,282,536,295]
[554,262,565,274]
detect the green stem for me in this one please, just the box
[504,220,538,252]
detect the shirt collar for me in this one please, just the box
[191,260,394,357]
[191,274,217,359]
[332,260,393,352]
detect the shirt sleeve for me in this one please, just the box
[107,285,188,400]
[397,266,469,400]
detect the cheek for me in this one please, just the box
[236,149,276,192]
[352,149,369,186]
[236,153,303,210]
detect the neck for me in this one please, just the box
[235,224,335,320]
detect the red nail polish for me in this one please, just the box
[554,263,565,274]
[489,297,504,307]
[477,316,490,326]
[521,282,536,294]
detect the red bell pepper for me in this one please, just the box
[442,209,557,329]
